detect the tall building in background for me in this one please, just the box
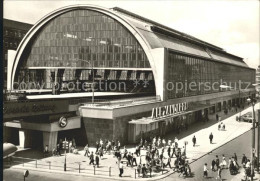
[3,19,33,89]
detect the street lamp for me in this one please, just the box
[246,97,257,181]
[81,59,95,104]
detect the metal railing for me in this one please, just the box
[5,155,168,179]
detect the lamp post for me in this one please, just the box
[81,59,94,104]
[247,97,257,181]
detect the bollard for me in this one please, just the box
[79,163,80,173]
[109,167,111,177]
[162,169,163,175]
[36,160,37,168]
[49,162,51,170]
[22,159,24,167]
[94,165,96,175]
[150,168,152,177]
[135,169,136,179]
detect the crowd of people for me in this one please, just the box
[81,137,191,178]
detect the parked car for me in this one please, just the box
[241,112,253,123]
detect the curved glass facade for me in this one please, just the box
[21,9,150,69]
[167,51,255,99]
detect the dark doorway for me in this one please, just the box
[31,130,43,150]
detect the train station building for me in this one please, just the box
[3,5,256,150]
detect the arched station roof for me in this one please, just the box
[11,4,158,89]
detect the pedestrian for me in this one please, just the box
[117,141,121,150]
[96,141,100,153]
[192,135,196,147]
[234,153,237,162]
[142,164,147,177]
[216,155,220,168]
[241,154,247,167]
[132,153,137,166]
[222,157,227,169]
[89,152,95,165]
[203,163,208,178]
[84,144,90,157]
[112,139,115,151]
[222,124,225,130]
[216,114,219,122]
[216,166,222,180]
[57,143,61,156]
[165,156,172,168]
[211,159,216,171]
[209,132,213,144]
[95,153,100,167]
[167,145,171,157]
[127,152,132,167]
[43,145,49,157]
[119,161,124,177]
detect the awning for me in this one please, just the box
[129,103,213,125]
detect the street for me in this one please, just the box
[160,128,258,181]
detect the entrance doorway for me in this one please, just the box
[158,121,166,137]
[31,130,43,150]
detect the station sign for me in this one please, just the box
[58,116,68,128]
[151,102,188,119]
[3,99,68,119]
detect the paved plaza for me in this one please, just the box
[6,102,259,180]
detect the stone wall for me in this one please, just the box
[83,117,114,146]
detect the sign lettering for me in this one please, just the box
[151,102,188,119]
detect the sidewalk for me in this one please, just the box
[8,102,259,180]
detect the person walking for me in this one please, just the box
[56,143,61,156]
[216,114,219,122]
[211,159,216,171]
[241,154,247,167]
[119,161,124,177]
[192,135,196,147]
[84,144,90,157]
[167,145,171,157]
[142,164,147,178]
[209,132,213,144]
[165,156,172,168]
[89,152,95,165]
[216,155,220,168]
[203,163,208,178]
[216,166,222,180]
[95,153,100,167]
[132,153,137,166]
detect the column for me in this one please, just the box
[19,129,33,148]
[43,131,58,152]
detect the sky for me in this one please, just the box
[3,0,260,69]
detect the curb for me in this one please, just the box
[9,165,174,181]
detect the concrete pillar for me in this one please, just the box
[43,131,58,151]
[19,129,33,148]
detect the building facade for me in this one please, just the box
[4,5,256,150]
[3,19,33,89]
